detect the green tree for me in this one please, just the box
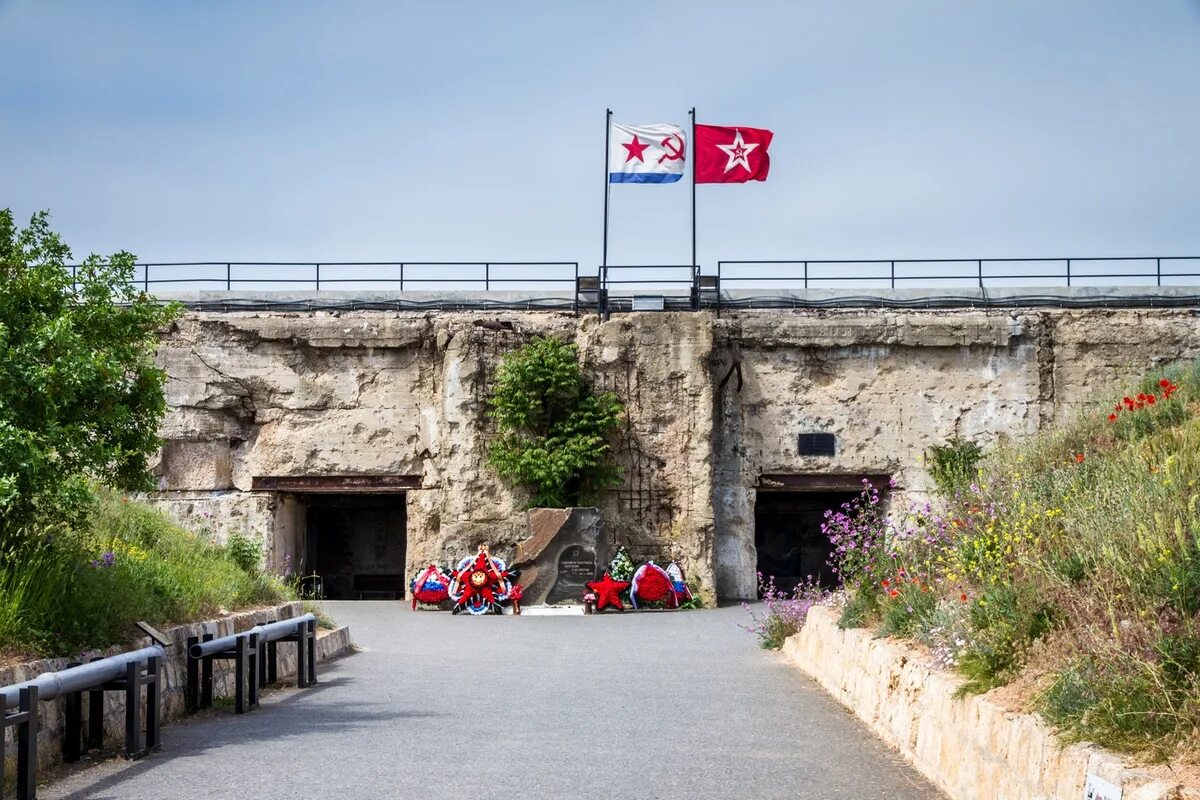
[0,209,180,541]
[487,336,624,508]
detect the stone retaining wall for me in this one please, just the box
[1,602,353,774]
[782,606,1199,800]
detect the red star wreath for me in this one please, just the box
[586,572,631,612]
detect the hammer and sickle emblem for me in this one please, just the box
[658,133,685,164]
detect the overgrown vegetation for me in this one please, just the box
[486,336,624,508]
[0,210,288,659]
[925,438,983,496]
[826,361,1200,761]
[0,490,289,657]
[740,573,831,649]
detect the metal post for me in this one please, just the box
[200,632,214,709]
[143,264,149,293]
[295,619,309,689]
[803,262,809,289]
[600,265,609,321]
[484,263,490,291]
[306,618,318,685]
[690,107,697,278]
[1066,258,1072,286]
[64,682,83,762]
[890,260,895,289]
[17,686,38,800]
[123,659,142,758]
[248,633,260,708]
[87,656,104,751]
[145,656,160,753]
[1157,257,1162,286]
[603,109,612,270]
[268,640,279,684]
[716,262,722,318]
[315,263,321,292]
[234,635,247,714]
[186,635,199,711]
[399,263,404,292]
[978,259,983,288]
[87,690,103,752]
[258,634,269,689]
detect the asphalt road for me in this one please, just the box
[41,602,942,800]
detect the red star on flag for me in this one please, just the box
[622,135,650,163]
[695,123,773,183]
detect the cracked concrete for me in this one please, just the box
[149,307,1200,601]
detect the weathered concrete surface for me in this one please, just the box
[149,306,1200,600]
[0,602,352,777]
[38,603,943,800]
[783,606,1199,800]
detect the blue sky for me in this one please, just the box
[2,1,1199,281]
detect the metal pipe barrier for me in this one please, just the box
[185,614,317,716]
[1,646,164,799]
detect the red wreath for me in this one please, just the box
[586,572,630,612]
[631,563,678,608]
[411,564,451,609]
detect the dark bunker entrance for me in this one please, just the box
[754,475,889,593]
[305,494,407,600]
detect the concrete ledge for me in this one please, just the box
[315,625,354,661]
[2,602,355,774]
[782,606,1198,800]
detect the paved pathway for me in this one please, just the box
[42,603,941,799]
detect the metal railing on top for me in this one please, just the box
[68,261,581,293]
[62,256,1200,313]
[716,257,1200,290]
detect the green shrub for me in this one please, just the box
[1039,652,1198,759]
[877,579,938,638]
[955,585,1053,693]
[225,531,263,574]
[486,336,624,508]
[0,490,291,657]
[926,438,983,496]
[0,209,180,547]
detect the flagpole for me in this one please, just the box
[603,108,612,271]
[690,107,697,275]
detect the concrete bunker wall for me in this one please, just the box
[150,307,1200,602]
[151,311,717,597]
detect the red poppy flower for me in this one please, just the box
[1146,395,1156,405]
[1123,396,1135,409]
[1107,413,1118,422]
[1075,453,1085,463]
[1160,378,1171,389]
[881,579,890,587]
[960,593,968,602]
[889,589,899,598]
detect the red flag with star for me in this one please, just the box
[695,124,773,183]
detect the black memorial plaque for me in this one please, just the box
[545,545,597,605]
